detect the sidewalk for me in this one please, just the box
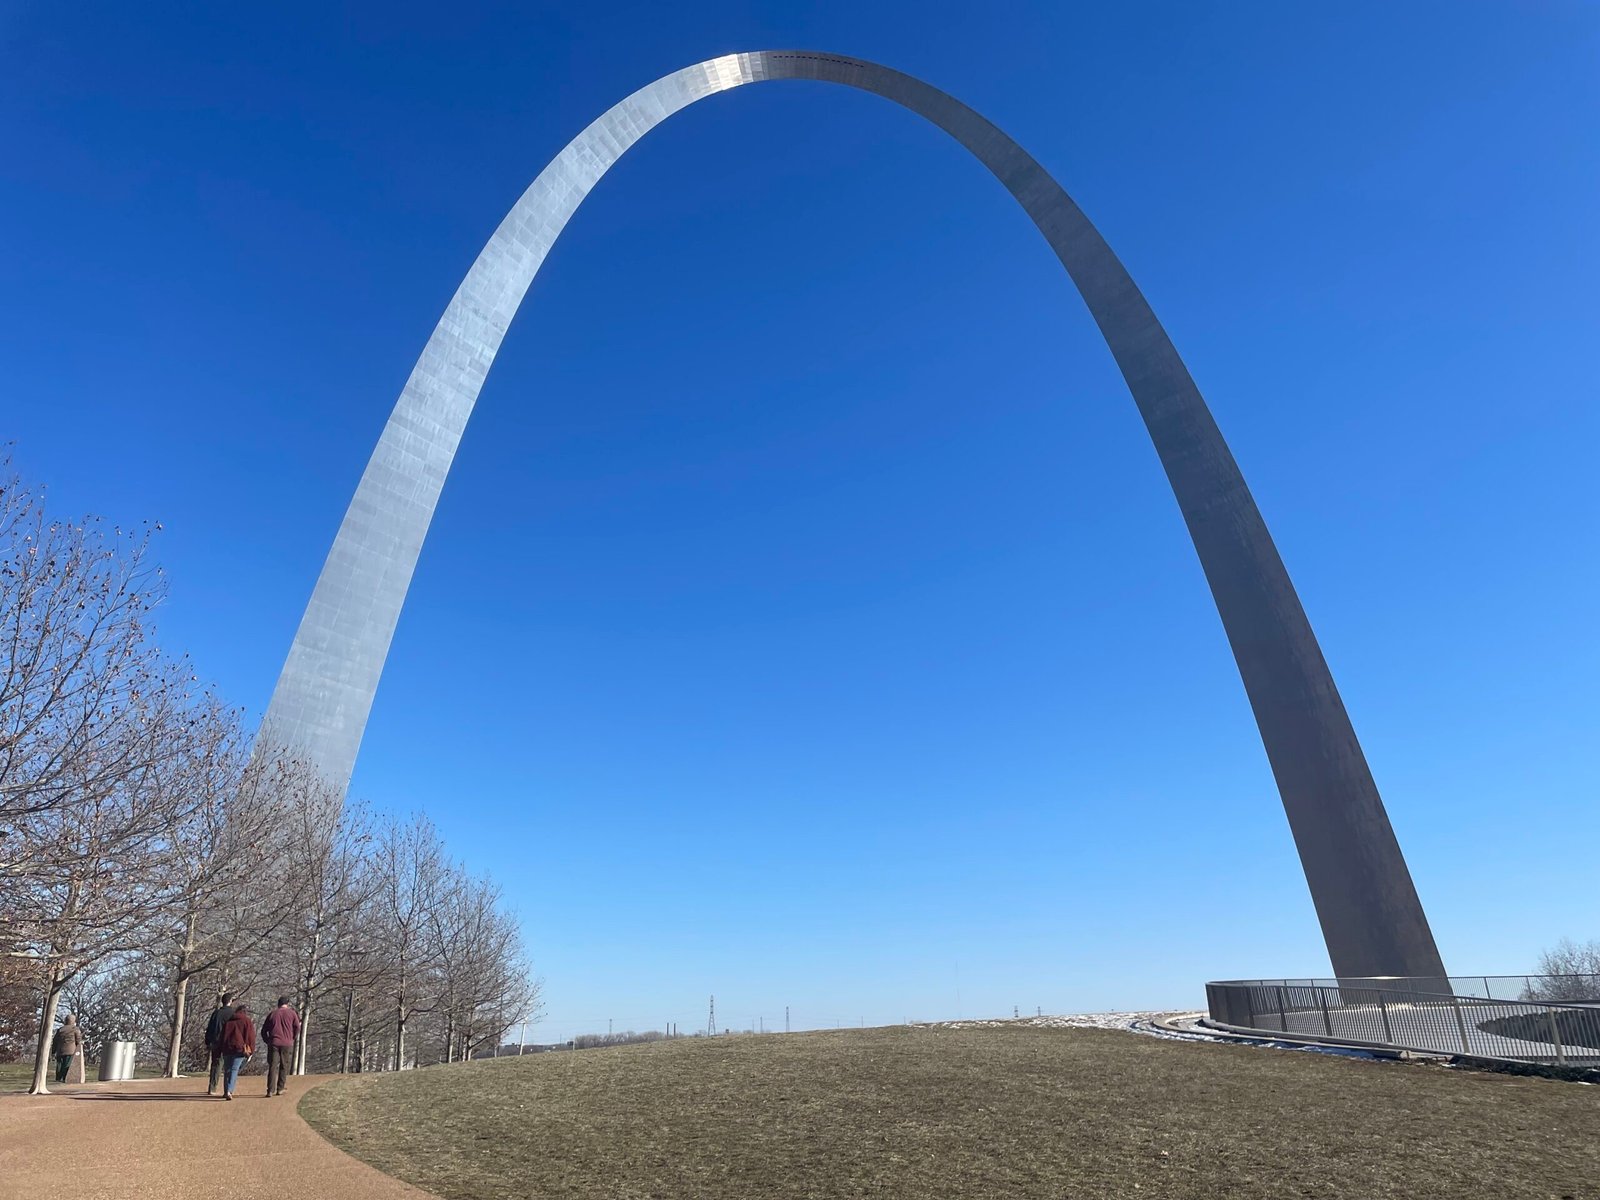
[0,1074,428,1200]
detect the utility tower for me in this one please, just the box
[708,995,717,1037]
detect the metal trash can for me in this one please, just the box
[97,1040,137,1082]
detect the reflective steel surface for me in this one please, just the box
[262,51,1446,979]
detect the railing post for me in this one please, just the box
[1276,986,1289,1033]
[1316,986,1333,1036]
[1377,991,1393,1044]
[1546,1008,1566,1067]
[1244,987,1256,1030]
[1451,994,1472,1054]
[1483,976,1492,999]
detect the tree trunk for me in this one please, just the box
[29,973,64,1095]
[164,972,190,1078]
[395,996,406,1072]
[444,1010,455,1064]
[292,1001,308,1075]
[296,927,321,1075]
[341,989,354,1074]
[393,973,406,1071]
[165,910,197,1077]
[31,883,81,1095]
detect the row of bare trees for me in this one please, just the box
[34,803,540,1085]
[0,458,539,1093]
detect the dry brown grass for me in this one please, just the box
[300,1024,1599,1199]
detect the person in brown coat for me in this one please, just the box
[51,1015,83,1084]
[259,996,301,1097]
[217,1002,255,1100]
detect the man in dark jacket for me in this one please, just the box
[203,992,235,1096]
[51,1015,83,1084]
[218,1002,255,1100]
[259,996,301,1097]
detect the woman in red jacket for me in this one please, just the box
[217,1002,256,1100]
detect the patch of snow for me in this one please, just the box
[928,1011,1183,1034]
[920,1012,1390,1061]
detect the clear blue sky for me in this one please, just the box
[3,1,1595,1039]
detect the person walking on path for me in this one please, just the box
[204,992,236,1096]
[218,1002,255,1100]
[260,996,301,1097]
[50,1015,83,1084]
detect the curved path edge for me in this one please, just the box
[0,1074,431,1200]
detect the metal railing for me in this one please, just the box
[1205,976,1600,1065]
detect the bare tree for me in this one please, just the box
[0,459,173,831]
[371,814,450,1070]
[10,679,210,1093]
[326,936,387,1074]
[1527,939,1600,1002]
[427,862,472,1064]
[156,721,302,1076]
[277,783,375,1075]
[0,459,218,1091]
[447,881,535,1062]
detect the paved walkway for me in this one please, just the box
[0,1074,429,1200]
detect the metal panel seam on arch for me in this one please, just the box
[260,50,1448,981]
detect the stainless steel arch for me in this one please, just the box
[263,51,1446,979]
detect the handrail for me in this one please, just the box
[1205,977,1600,1065]
[1212,975,1600,1004]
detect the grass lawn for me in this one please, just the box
[299,1024,1598,1199]
[0,1060,158,1092]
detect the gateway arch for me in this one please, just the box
[262,51,1446,981]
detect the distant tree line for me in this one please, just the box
[571,1030,673,1050]
[0,457,540,1093]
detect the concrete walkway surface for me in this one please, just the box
[0,1074,429,1200]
